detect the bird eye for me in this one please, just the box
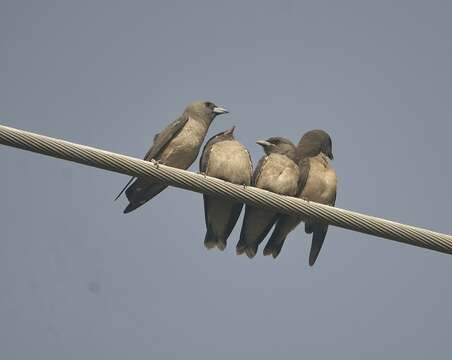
[205,102,214,108]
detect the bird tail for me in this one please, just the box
[263,223,286,258]
[236,207,258,258]
[264,215,301,258]
[236,239,258,258]
[236,207,278,259]
[114,177,135,201]
[204,227,226,251]
[123,201,145,214]
[122,179,167,214]
[308,223,328,266]
[235,241,247,256]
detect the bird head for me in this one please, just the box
[185,100,229,123]
[256,137,297,160]
[296,129,334,160]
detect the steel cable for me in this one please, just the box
[1,124,451,255]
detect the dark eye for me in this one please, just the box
[205,102,214,109]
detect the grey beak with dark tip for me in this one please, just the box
[213,106,229,114]
[256,140,273,148]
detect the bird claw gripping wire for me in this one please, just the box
[150,159,161,169]
[1,123,452,256]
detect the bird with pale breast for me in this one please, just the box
[236,137,300,258]
[115,100,228,213]
[264,129,337,266]
[199,127,253,251]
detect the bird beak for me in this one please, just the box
[256,140,272,147]
[213,106,229,114]
[225,126,236,135]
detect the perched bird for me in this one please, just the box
[264,129,337,266]
[236,137,300,258]
[199,127,252,251]
[115,100,228,213]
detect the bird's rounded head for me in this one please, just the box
[256,137,296,160]
[297,129,334,160]
[185,100,229,123]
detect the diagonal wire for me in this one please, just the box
[0,123,451,255]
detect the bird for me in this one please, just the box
[236,137,300,258]
[263,129,337,266]
[115,100,229,213]
[199,127,252,251]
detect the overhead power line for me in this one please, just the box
[0,124,451,255]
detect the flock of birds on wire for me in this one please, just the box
[115,100,337,266]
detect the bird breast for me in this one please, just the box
[256,154,300,196]
[159,117,208,168]
[301,154,337,205]
[206,140,252,185]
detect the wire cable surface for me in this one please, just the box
[1,124,451,255]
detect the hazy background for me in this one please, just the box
[1,1,451,359]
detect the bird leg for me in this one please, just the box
[150,159,161,169]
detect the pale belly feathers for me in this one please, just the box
[301,154,337,205]
[206,140,252,185]
[256,153,300,196]
[159,117,208,169]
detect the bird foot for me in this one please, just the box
[242,183,247,189]
[151,159,161,169]
[199,171,207,179]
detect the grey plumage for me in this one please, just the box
[236,137,300,258]
[200,127,252,250]
[115,100,228,213]
[264,130,337,266]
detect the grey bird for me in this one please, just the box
[199,127,252,251]
[236,137,300,258]
[115,100,228,213]
[264,129,337,266]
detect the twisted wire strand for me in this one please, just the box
[1,124,451,255]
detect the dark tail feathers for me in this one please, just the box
[308,224,328,266]
[263,224,286,258]
[122,180,167,214]
[204,228,226,251]
[115,177,135,201]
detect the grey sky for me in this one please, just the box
[1,1,451,359]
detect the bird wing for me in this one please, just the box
[252,155,267,185]
[143,114,189,161]
[199,134,218,174]
[297,157,310,195]
[114,114,188,201]
[307,169,336,266]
